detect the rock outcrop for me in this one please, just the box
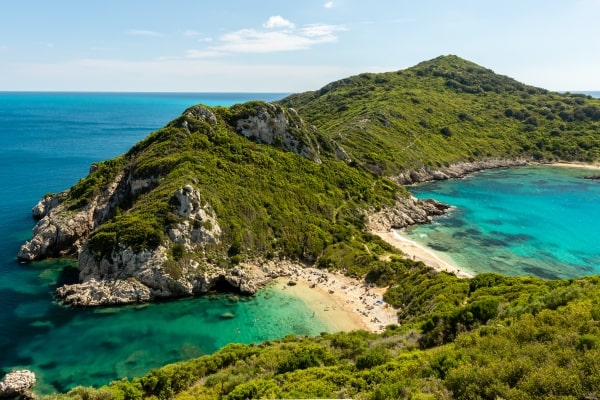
[235,103,323,163]
[56,259,301,307]
[17,171,126,262]
[0,370,35,399]
[54,184,224,306]
[393,159,530,185]
[367,196,450,232]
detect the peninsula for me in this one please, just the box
[17,55,600,399]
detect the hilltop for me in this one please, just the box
[282,55,600,178]
[16,55,600,398]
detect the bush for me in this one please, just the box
[277,345,336,374]
[440,127,452,137]
[576,334,600,352]
[355,346,390,370]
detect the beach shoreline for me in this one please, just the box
[270,270,398,334]
[373,229,475,279]
[267,228,475,334]
[547,162,600,170]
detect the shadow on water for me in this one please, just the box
[522,265,560,280]
[54,262,79,286]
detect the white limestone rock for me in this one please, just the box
[56,278,152,306]
[0,370,36,398]
[18,172,127,262]
[367,197,449,232]
[235,103,322,163]
[168,185,221,250]
[31,192,66,219]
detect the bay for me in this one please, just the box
[0,92,332,395]
[403,165,600,279]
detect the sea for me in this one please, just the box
[399,93,600,280]
[403,165,600,279]
[1,91,600,394]
[0,92,332,395]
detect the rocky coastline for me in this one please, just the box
[17,158,531,307]
[392,158,531,185]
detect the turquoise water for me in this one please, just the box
[0,92,333,394]
[3,91,600,393]
[404,166,600,279]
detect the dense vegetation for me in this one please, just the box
[48,268,600,399]
[281,55,600,176]
[82,101,405,267]
[44,55,600,398]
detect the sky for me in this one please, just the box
[1,0,599,93]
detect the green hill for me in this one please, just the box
[281,55,600,176]
[27,55,600,398]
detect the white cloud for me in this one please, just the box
[186,17,346,57]
[183,29,200,37]
[324,1,335,8]
[127,29,164,37]
[300,24,341,38]
[263,15,295,30]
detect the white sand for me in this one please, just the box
[271,269,398,334]
[373,230,474,279]
[268,228,474,334]
[548,162,600,170]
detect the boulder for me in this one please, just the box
[0,370,35,398]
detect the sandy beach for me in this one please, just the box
[373,230,474,279]
[267,228,474,334]
[271,268,399,334]
[549,162,600,170]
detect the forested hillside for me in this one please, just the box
[281,55,600,176]
[37,55,600,399]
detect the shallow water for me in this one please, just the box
[403,166,600,279]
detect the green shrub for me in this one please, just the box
[355,346,390,370]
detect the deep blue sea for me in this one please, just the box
[0,92,335,395]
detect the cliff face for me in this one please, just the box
[18,165,157,262]
[234,103,323,163]
[17,170,125,262]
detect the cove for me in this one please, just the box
[4,261,329,394]
[402,165,600,279]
